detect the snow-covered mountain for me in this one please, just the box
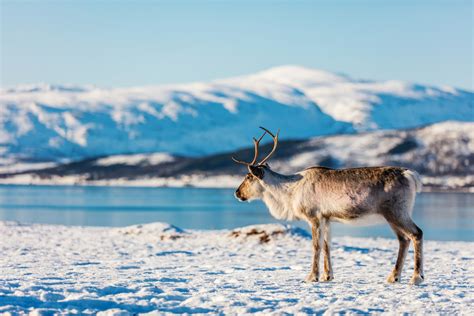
[1,65,472,162]
[1,121,472,191]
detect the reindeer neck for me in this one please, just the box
[263,170,301,191]
[261,171,302,221]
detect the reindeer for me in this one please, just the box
[233,127,424,285]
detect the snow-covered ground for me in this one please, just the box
[1,221,472,315]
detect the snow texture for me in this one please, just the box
[1,65,472,161]
[274,121,474,176]
[94,153,175,167]
[0,221,472,315]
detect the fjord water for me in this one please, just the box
[0,185,472,241]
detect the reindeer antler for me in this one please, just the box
[231,130,267,166]
[231,127,279,168]
[257,127,279,165]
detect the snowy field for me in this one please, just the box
[0,221,473,315]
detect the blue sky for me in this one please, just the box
[1,0,472,89]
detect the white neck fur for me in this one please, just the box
[260,172,301,221]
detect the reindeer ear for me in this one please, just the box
[249,166,264,179]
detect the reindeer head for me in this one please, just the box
[233,127,279,202]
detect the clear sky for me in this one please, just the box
[1,0,472,89]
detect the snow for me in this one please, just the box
[3,173,472,193]
[248,65,472,128]
[421,175,474,191]
[275,121,474,176]
[0,173,242,188]
[1,65,472,161]
[0,121,471,191]
[94,153,175,166]
[0,159,57,174]
[0,221,472,315]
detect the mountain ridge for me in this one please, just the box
[0,121,472,191]
[1,65,472,162]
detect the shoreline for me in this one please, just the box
[0,178,473,193]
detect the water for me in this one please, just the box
[0,185,472,241]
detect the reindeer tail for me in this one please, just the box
[403,169,422,193]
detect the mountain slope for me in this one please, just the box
[1,121,472,191]
[247,66,473,129]
[1,66,472,162]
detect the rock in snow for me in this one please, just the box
[1,65,472,161]
[0,221,472,315]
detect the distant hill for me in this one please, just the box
[1,65,472,162]
[1,121,472,191]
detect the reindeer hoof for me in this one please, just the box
[387,274,400,283]
[321,274,333,282]
[410,274,424,285]
[304,273,319,283]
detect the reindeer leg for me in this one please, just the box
[403,220,424,285]
[321,218,333,281]
[385,215,424,285]
[305,218,321,282]
[386,223,410,283]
